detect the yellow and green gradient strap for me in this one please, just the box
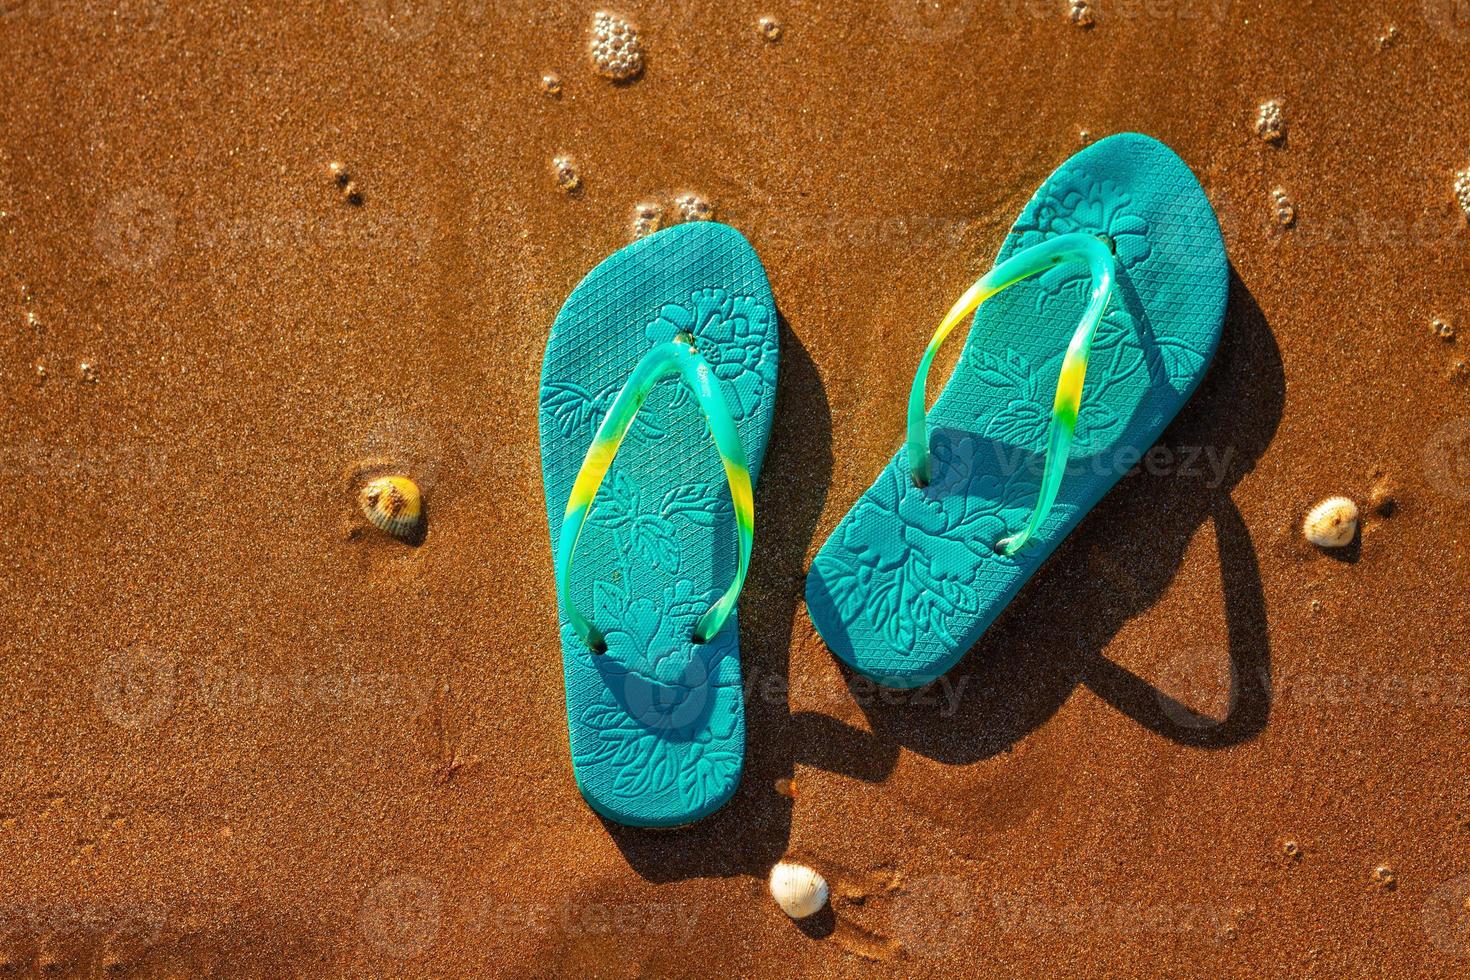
[907,232,1117,556]
[557,332,755,653]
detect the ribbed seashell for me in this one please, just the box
[769,861,828,919]
[1303,496,1357,548]
[358,475,423,541]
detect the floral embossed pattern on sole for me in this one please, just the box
[539,222,778,827]
[805,133,1228,688]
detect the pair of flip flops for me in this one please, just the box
[539,134,1228,827]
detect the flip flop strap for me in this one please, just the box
[557,332,755,652]
[906,232,1117,556]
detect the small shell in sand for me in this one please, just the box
[769,861,828,919]
[552,155,581,193]
[1256,99,1286,143]
[1303,496,1358,548]
[358,475,424,541]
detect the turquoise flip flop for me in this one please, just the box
[805,133,1227,688]
[539,222,778,827]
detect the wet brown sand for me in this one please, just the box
[3,0,1470,975]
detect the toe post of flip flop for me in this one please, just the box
[805,133,1229,689]
[540,222,779,828]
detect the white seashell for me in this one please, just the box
[768,861,828,919]
[1303,496,1358,548]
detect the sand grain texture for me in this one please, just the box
[2,0,1469,976]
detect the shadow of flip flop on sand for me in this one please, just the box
[601,266,1280,884]
[792,264,1283,769]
